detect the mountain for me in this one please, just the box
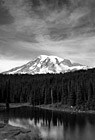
[3,55,89,74]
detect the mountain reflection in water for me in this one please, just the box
[0,106,95,140]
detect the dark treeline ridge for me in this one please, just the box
[0,68,95,110]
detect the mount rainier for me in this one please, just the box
[3,55,89,74]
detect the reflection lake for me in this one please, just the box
[0,106,95,140]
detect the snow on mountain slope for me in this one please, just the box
[2,55,89,74]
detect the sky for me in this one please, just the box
[0,0,95,72]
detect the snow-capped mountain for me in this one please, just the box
[3,55,89,74]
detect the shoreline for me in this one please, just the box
[1,103,95,115]
[35,104,95,115]
[0,103,31,110]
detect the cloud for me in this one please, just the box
[0,0,95,72]
[2,0,95,40]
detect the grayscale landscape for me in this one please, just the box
[0,0,95,140]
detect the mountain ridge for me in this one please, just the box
[2,55,89,74]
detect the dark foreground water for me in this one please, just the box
[0,107,95,140]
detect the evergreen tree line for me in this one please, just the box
[0,68,95,110]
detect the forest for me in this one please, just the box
[0,68,95,110]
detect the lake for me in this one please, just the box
[0,106,95,140]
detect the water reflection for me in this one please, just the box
[0,107,95,140]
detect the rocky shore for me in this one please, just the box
[0,123,42,140]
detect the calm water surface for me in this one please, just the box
[0,106,95,140]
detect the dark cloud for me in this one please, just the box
[0,1,13,25]
[2,0,95,40]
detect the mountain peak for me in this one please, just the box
[37,55,64,64]
[38,55,48,60]
[2,55,89,74]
